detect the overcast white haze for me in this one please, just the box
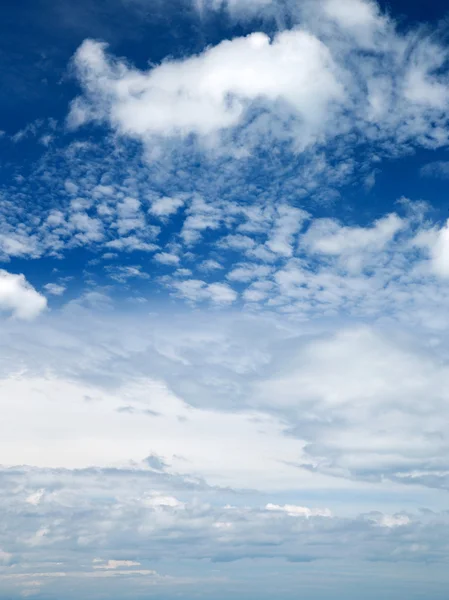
[3,0,449,598]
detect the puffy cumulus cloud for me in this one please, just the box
[0,231,40,259]
[149,195,186,218]
[69,30,343,147]
[413,219,449,280]
[180,196,224,245]
[192,0,391,60]
[69,0,449,156]
[0,270,47,320]
[154,251,180,266]
[301,213,404,256]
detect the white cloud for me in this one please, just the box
[0,270,47,320]
[194,0,273,19]
[149,195,185,218]
[266,205,308,257]
[44,283,67,297]
[0,455,448,600]
[172,279,238,304]
[105,236,158,252]
[227,263,272,282]
[25,489,45,506]
[69,30,343,144]
[265,503,332,518]
[207,282,238,303]
[199,259,224,271]
[154,252,180,266]
[144,494,185,509]
[69,212,104,244]
[106,265,149,282]
[180,197,223,244]
[93,560,141,570]
[302,213,404,256]
[321,0,385,46]
[116,197,144,235]
[370,513,411,528]
[252,325,449,485]
[0,232,39,259]
[218,234,256,251]
[4,2,449,277]
[4,298,449,594]
[243,280,273,302]
[421,161,449,179]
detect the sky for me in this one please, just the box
[3,0,449,598]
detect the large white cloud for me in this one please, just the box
[69,0,449,154]
[69,29,343,147]
[0,270,47,320]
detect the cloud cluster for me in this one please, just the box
[3,134,449,321]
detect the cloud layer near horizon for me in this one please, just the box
[3,307,449,494]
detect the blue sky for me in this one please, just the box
[3,0,449,598]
